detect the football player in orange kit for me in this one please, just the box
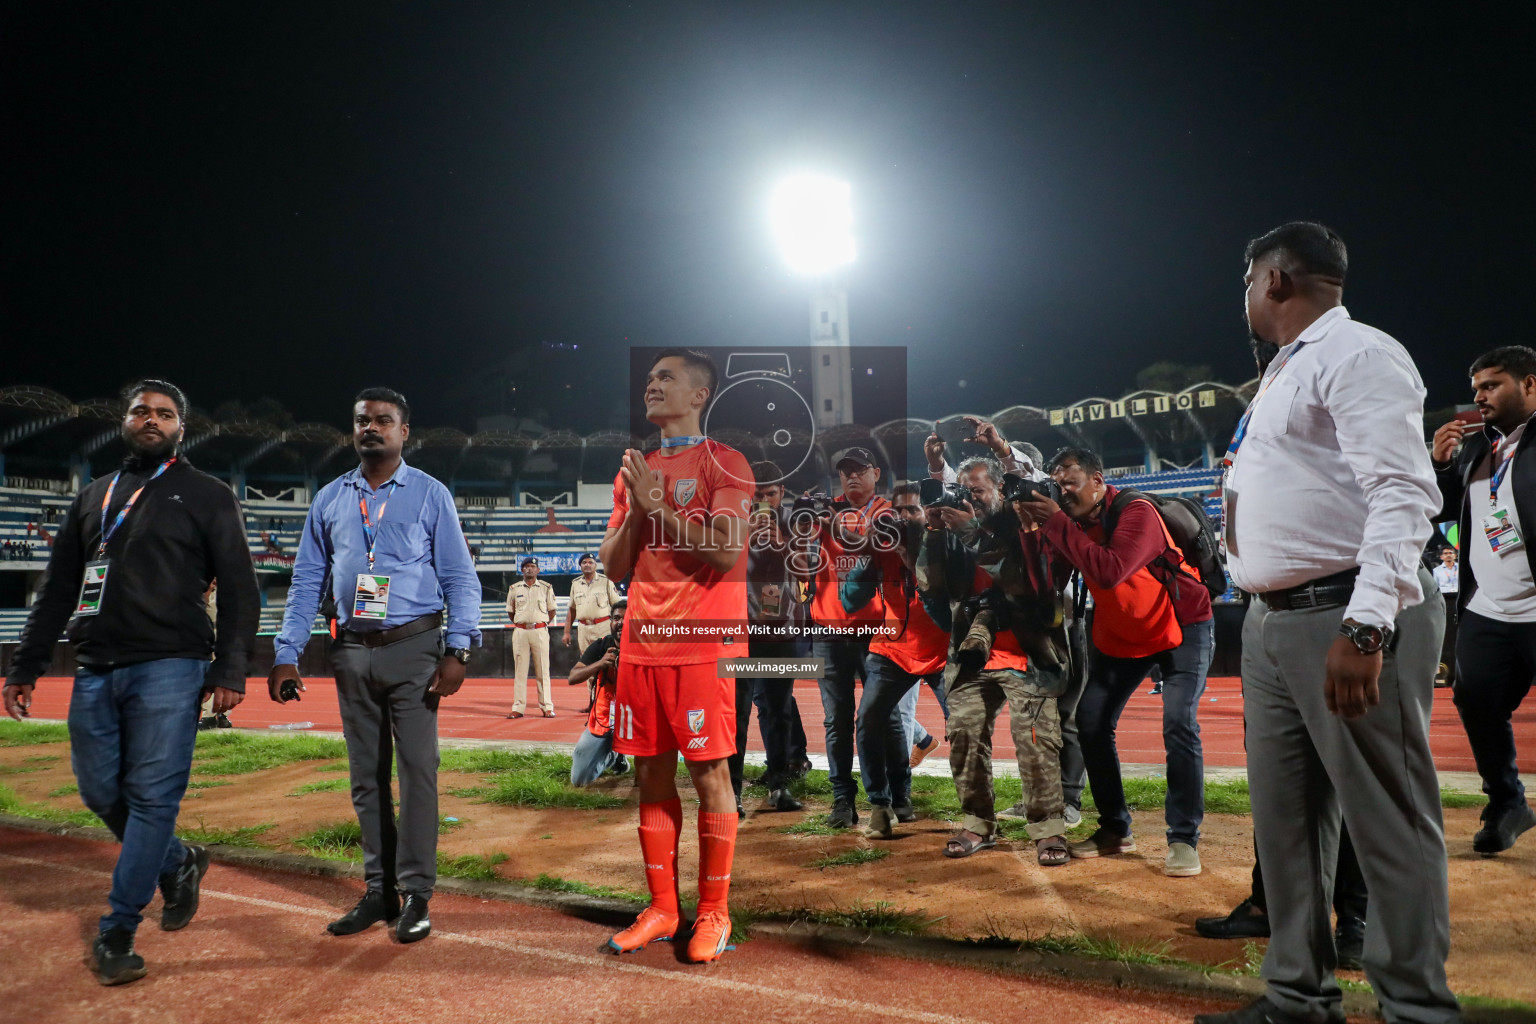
[599,349,752,963]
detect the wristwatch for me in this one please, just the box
[1338,620,1393,655]
[447,647,471,665]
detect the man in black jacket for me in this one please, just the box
[1432,344,1536,855]
[2,380,259,986]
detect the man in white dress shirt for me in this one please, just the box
[1196,223,1458,1024]
[1431,346,1536,855]
[1430,546,1459,687]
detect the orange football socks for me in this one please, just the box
[696,811,738,915]
[638,798,683,915]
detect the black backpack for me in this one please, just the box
[1100,489,1227,601]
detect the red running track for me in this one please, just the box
[21,675,1520,774]
[0,825,1252,1024]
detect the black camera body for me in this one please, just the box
[1001,472,1061,505]
[919,478,972,511]
[279,678,301,703]
[791,492,836,516]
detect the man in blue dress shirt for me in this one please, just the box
[269,387,481,944]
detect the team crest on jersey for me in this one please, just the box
[687,709,706,735]
[673,478,698,505]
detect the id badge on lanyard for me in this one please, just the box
[78,458,176,617]
[1485,440,1523,554]
[356,480,399,620]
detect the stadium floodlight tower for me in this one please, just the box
[769,175,856,429]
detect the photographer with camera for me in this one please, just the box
[727,461,805,815]
[1015,447,1213,878]
[916,456,1075,865]
[568,600,631,786]
[925,416,1049,485]
[792,446,893,828]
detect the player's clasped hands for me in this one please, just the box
[621,449,668,516]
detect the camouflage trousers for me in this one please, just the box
[947,667,1065,840]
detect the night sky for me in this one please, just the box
[2,4,1529,431]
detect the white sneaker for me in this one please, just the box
[1063,805,1082,827]
[996,801,1027,820]
[1165,842,1201,877]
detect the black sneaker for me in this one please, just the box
[893,802,917,823]
[764,788,802,812]
[396,893,431,943]
[1334,915,1365,970]
[90,927,147,986]
[215,713,233,729]
[159,843,211,931]
[827,800,858,828]
[1473,802,1536,856]
[1195,898,1271,939]
[328,889,401,936]
[1194,996,1345,1024]
[736,798,746,819]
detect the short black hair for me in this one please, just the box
[649,348,718,403]
[1470,346,1536,382]
[892,480,921,500]
[750,460,785,487]
[122,379,188,420]
[1013,442,1045,471]
[1047,446,1104,476]
[354,386,411,424]
[1244,222,1348,282]
[612,597,627,612]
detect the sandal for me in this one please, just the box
[506,711,524,719]
[942,829,996,859]
[1036,836,1069,867]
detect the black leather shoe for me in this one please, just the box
[90,927,147,986]
[893,802,917,823]
[1334,915,1364,971]
[327,889,400,936]
[160,844,210,931]
[1473,802,1536,855]
[827,800,858,828]
[1194,996,1345,1024]
[396,893,431,943]
[766,788,803,812]
[1195,898,1271,939]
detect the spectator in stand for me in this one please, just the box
[794,445,892,828]
[506,556,557,718]
[917,456,1074,864]
[1432,546,1459,687]
[568,600,631,786]
[1432,345,1536,855]
[536,508,574,533]
[727,461,805,816]
[1016,446,1214,878]
[4,379,258,986]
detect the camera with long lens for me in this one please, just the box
[1000,472,1062,504]
[956,588,1011,672]
[919,478,972,511]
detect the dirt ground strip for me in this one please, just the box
[3,737,1534,1009]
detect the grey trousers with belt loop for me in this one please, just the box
[1243,566,1458,1024]
[331,627,443,896]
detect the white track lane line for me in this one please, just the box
[0,851,991,1024]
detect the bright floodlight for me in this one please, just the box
[769,176,855,276]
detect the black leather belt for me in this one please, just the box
[1257,569,1359,612]
[338,610,443,648]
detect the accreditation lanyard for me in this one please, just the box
[358,480,399,572]
[660,434,706,448]
[1489,434,1517,505]
[97,458,176,558]
[1222,342,1307,469]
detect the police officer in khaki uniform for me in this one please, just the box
[506,556,557,718]
[563,552,621,707]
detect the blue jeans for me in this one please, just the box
[68,658,206,934]
[814,636,870,804]
[901,675,949,751]
[570,729,620,786]
[1077,618,1213,846]
[859,654,941,807]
